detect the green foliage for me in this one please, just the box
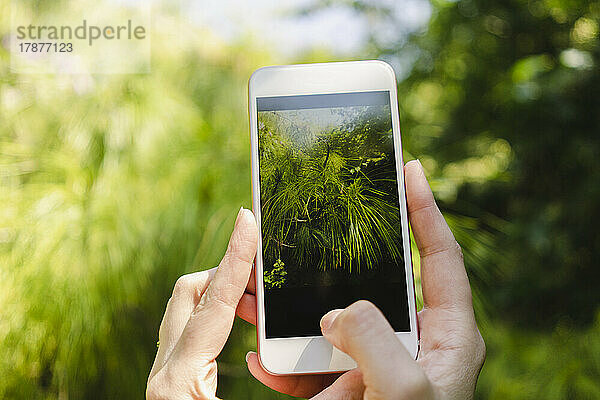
[259,106,404,275]
[264,258,288,289]
[391,0,600,329]
[477,314,600,400]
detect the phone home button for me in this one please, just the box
[294,338,333,372]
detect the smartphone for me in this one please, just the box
[249,60,418,375]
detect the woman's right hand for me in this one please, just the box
[244,160,486,399]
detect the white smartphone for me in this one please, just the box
[249,60,419,375]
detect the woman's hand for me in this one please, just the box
[146,208,258,400]
[245,160,486,399]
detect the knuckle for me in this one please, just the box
[173,274,194,298]
[223,249,253,270]
[338,300,381,333]
[196,282,239,313]
[474,329,486,367]
[173,271,212,303]
[407,197,436,216]
[350,299,379,315]
[451,239,464,262]
[213,282,240,308]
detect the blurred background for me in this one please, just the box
[1,0,599,398]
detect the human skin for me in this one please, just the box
[146,160,486,400]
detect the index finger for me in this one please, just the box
[404,160,472,311]
[320,301,431,398]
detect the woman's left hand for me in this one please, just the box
[146,207,258,400]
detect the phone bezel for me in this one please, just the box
[249,60,419,375]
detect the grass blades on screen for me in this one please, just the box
[258,104,404,290]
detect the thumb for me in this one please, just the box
[320,301,433,399]
[168,208,258,365]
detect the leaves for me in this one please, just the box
[264,258,288,289]
[259,105,404,276]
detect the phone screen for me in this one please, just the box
[257,91,410,338]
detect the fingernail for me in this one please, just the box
[320,309,343,332]
[235,206,245,226]
[415,159,424,170]
[245,351,254,363]
[414,159,427,178]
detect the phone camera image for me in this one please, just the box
[257,91,410,339]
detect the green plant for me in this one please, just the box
[264,258,288,289]
[258,106,404,274]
